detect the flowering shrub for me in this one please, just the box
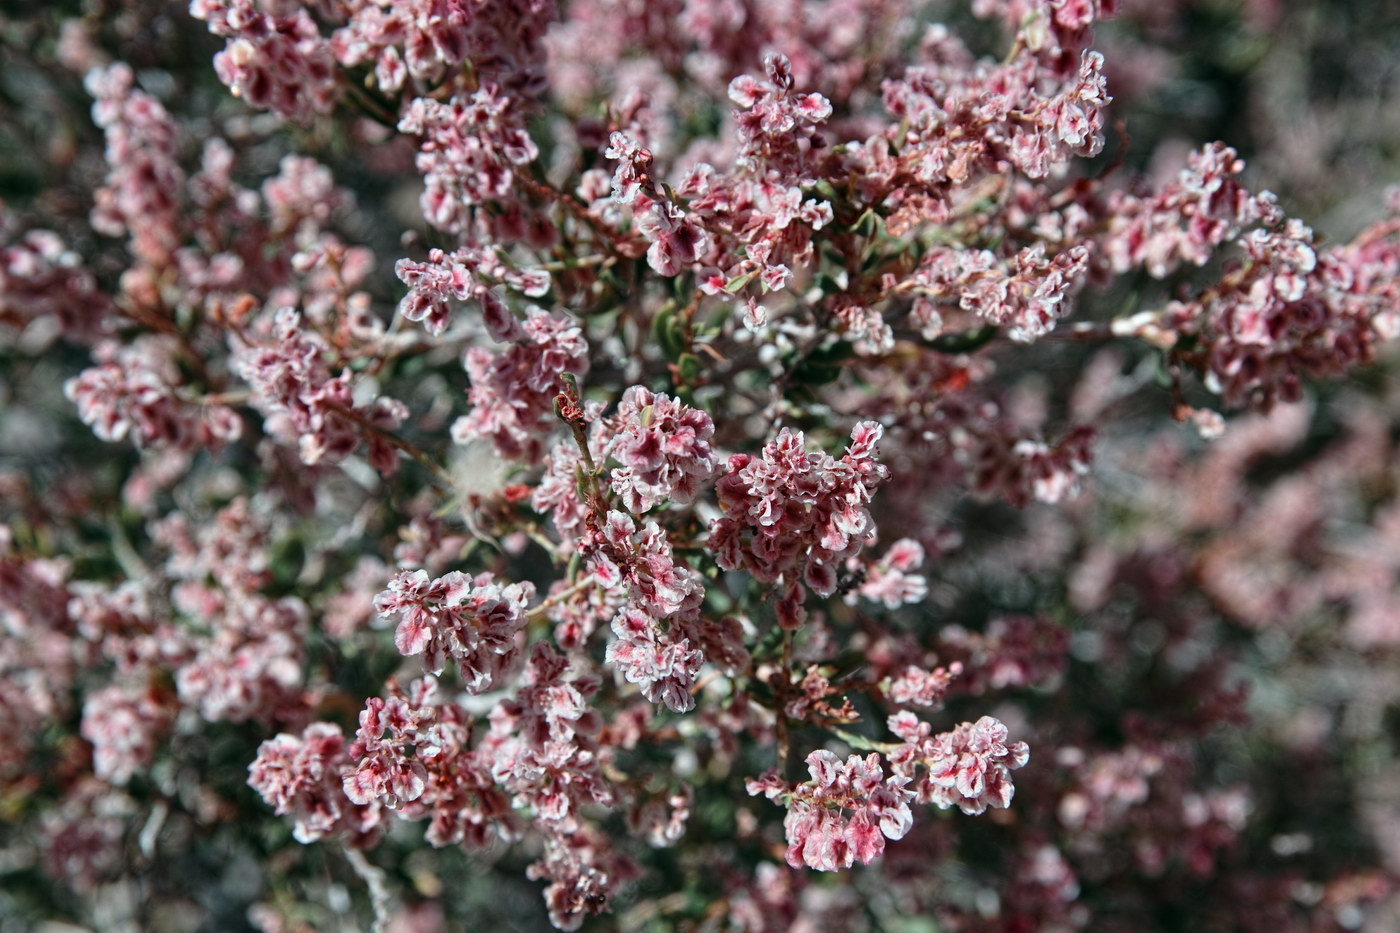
[3,1,1400,930]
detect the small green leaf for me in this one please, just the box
[652,304,687,361]
[930,325,999,354]
[724,271,757,294]
[677,352,703,385]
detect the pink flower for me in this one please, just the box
[605,386,717,512]
[747,750,914,871]
[1103,143,1282,278]
[584,511,704,620]
[80,685,170,785]
[398,86,540,239]
[604,131,653,205]
[249,722,381,844]
[395,246,549,338]
[85,64,184,267]
[374,569,534,693]
[191,0,340,123]
[0,230,113,341]
[728,54,832,181]
[852,538,930,609]
[452,307,590,462]
[885,662,963,709]
[174,595,310,724]
[236,309,409,472]
[635,196,708,278]
[710,422,889,617]
[889,713,1030,814]
[67,338,241,452]
[605,607,703,713]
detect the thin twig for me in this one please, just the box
[525,576,596,623]
[344,846,393,933]
[327,402,456,488]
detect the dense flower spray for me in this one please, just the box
[2,0,1400,930]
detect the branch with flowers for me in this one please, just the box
[2,0,1400,930]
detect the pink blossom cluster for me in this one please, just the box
[236,308,409,472]
[564,503,710,711]
[1103,142,1282,277]
[633,193,711,278]
[605,606,703,713]
[452,306,589,460]
[885,661,963,708]
[190,0,340,123]
[174,593,309,724]
[248,722,382,844]
[603,385,717,512]
[888,712,1031,814]
[674,56,836,305]
[79,685,170,786]
[747,750,914,871]
[871,35,1113,234]
[531,429,605,548]
[332,0,556,98]
[68,582,187,678]
[914,242,1092,343]
[85,64,184,268]
[0,230,113,342]
[1011,51,1112,178]
[67,337,242,451]
[710,421,888,626]
[0,542,76,782]
[529,825,637,931]
[340,677,516,849]
[395,245,550,337]
[851,537,929,609]
[728,53,833,180]
[8,0,1400,929]
[592,510,701,612]
[1169,216,1400,410]
[398,86,542,239]
[973,0,1119,63]
[344,679,435,806]
[939,614,1071,693]
[373,568,534,691]
[485,644,614,829]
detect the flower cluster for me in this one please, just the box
[452,306,589,460]
[852,538,930,609]
[1103,143,1281,278]
[0,230,113,342]
[888,713,1031,814]
[398,86,542,240]
[373,569,534,691]
[915,242,1092,343]
[85,64,184,268]
[747,750,914,871]
[7,0,1400,930]
[395,246,550,337]
[236,308,409,472]
[710,422,888,626]
[248,722,381,845]
[605,606,703,713]
[603,386,717,512]
[191,0,340,123]
[67,338,241,451]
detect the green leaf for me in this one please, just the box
[930,325,999,354]
[724,271,757,294]
[677,352,703,385]
[652,303,687,361]
[794,363,842,387]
